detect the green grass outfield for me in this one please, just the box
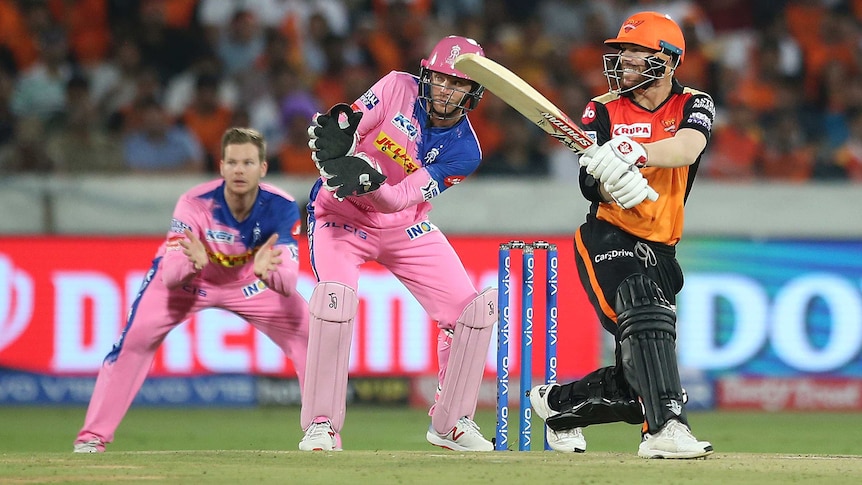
[2,406,861,484]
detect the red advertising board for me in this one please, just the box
[717,377,862,411]
[0,236,601,379]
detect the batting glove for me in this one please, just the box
[583,136,648,185]
[604,169,651,209]
[308,103,362,163]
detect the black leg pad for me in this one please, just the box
[616,274,687,434]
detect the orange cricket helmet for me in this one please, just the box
[605,11,685,64]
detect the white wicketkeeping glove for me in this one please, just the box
[582,135,648,186]
[604,169,651,209]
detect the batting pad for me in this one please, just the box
[615,274,686,434]
[301,282,358,432]
[432,288,498,434]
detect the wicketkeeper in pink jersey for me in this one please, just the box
[299,36,497,451]
[73,128,310,453]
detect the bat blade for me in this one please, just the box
[454,53,657,202]
[454,53,596,156]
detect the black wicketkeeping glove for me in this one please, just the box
[308,103,363,163]
[319,153,387,199]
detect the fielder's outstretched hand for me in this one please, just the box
[180,229,208,272]
[318,153,387,199]
[308,103,362,163]
[254,233,282,279]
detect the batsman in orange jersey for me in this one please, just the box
[529,11,716,459]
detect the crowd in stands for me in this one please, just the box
[1,0,861,182]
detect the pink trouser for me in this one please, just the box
[75,260,309,445]
[304,214,478,431]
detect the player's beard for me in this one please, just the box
[621,66,647,89]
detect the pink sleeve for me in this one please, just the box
[160,196,203,289]
[258,243,300,297]
[364,168,433,213]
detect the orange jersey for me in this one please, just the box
[578,81,715,245]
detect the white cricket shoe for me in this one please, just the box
[73,438,105,453]
[638,419,713,459]
[546,426,587,453]
[426,417,493,451]
[530,384,587,453]
[528,384,559,420]
[299,419,340,451]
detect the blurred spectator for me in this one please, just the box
[537,0,615,44]
[46,104,124,174]
[0,0,859,184]
[110,66,164,134]
[729,37,788,115]
[759,113,816,181]
[49,0,111,67]
[547,81,592,182]
[301,11,335,75]
[245,29,302,106]
[134,0,209,83]
[122,96,204,174]
[276,93,321,176]
[216,10,265,79]
[0,117,55,172]
[9,28,74,129]
[830,108,862,180]
[163,53,238,118]
[159,0,198,29]
[567,9,617,97]
[799,6,858,104]
[465,90,507,162]
[181,73,235,172]
[477,108,549,177]
[312,34,376,110]
[0,0,55,72]
[87,36,144,124]
[250,62,321,153]
[0,67,15,147]
[674,8,718,93]
[351,12,405,77]
[702,101,763,181]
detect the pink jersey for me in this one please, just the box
[75,179,309,447]
[159,179,303,296]
[309,71,483,228]
[302,69,491,438]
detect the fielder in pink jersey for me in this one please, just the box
[300,36,497,452]
[73,128,310,453]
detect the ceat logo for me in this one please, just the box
[444,175,465,187]
[581,102,597,124]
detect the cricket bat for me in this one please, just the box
[454,53,658,202]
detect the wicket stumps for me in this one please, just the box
[496,240,558,451]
